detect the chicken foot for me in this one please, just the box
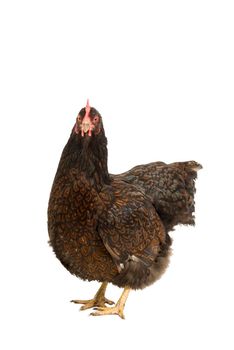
[70,282,114,311]
[90,287,130,319]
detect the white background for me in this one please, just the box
[0,1,233,349]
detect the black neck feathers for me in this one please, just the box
[55,130,110,191]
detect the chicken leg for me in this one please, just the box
[90,287,130,319]
[70,282,114,310]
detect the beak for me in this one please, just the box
[81,122,93,137]
[82,123,90,133]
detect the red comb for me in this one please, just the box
[85,99,90,114]
[83,99,91,121]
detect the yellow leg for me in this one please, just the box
[71,282,114,311]
[90,287,130,319]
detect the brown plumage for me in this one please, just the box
[48,101,202,318]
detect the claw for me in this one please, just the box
[104,298,115,305]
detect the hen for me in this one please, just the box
[48,100,202,319]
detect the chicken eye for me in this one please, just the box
[93,116,99,122]
[77,115,82,122]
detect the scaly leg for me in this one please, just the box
[90,287,130,319]
[70,282,114,311]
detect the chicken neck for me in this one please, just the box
[54,131,110,192]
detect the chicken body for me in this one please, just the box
[48,102,201,317]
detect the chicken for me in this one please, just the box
[48,100,202,319]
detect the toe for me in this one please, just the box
[70,299,89,304]
[80,304,92,311]
[89,311,101,317]
[92,306,106,311]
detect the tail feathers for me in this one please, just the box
[115,160,202,232]
[172,161,203,173]
[154,161,202,232]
